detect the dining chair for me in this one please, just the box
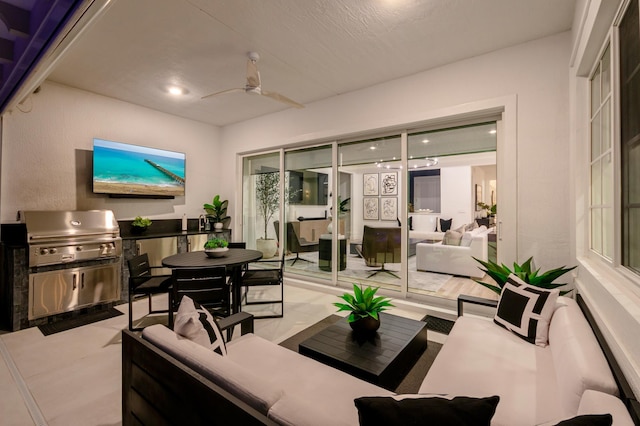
[241,251,284,318]
[127,253,172,331]
[168,266,231,329]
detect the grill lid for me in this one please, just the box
[22,210,120,243]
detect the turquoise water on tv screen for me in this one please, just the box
[93,139,185,191]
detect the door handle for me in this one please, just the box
[81,273,85,289]
[73,274,77,290]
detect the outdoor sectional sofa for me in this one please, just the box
[122,295,638,425]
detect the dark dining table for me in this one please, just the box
[162,248,263,314]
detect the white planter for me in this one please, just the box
[256,238,277,258]
[214,222,223,230]
[205,247,228,258]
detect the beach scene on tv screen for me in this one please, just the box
[93,139,186,196]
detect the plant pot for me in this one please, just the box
[131,225,148,234]
[256,238,277,258]
[214,222,223,230]
[349,316,380,334]
[205,247,228,258]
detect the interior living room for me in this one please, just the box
[0,0,639,425]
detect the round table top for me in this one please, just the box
[162,248,263,268]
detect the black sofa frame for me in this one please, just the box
[122,312,277,425]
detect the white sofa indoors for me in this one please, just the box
[122,293,636,426]
[408,214,445,242]
[416,224,492,277]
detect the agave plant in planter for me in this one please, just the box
[334,284,394,334]
[472,257,576,295]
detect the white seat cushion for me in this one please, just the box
[142,325,283,414]
[227,332,393,426]
[419,316,563,425]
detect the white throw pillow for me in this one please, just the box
[493,274,559,347]
[460,232,474,247]
[173,295,227,355]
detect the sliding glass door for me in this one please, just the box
[240,120,501,303]
[337,135,403,291]
[406,123,497,299]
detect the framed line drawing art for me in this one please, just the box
[380,171,398,195]
[363,173,379,196]
[380,197,398,221]
[363,197,379,220]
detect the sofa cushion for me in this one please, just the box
[577,391,634,426]
[173,295,227,355]
[354,395,500,426]
[493,275,559,347]
[553,414,612,426]
[420,316,563,425]
[267,393,352,426]
[549,299,619,416]
[141,325,283,414]
[439,218,452,232]
[443,229,463,246]
[226,332,392,425]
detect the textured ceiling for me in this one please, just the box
[47,0,576,126]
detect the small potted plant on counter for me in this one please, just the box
[204,195,230,230]
[334,283,394,334]
[204,237,229,258]
[131,216,152,234]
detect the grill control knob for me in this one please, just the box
[40,248,49,255]
[49,248,57,254]
[76,246,82,251]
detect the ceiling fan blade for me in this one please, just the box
[261,89,305,109]
[201,87,244,100]
[246,59,260,88]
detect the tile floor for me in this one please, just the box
[0,280,444,426]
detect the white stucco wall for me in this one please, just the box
[221,31,572,272]
[1,81,222,222]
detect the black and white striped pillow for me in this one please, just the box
[493,274,559,347]
[174,295,227,356]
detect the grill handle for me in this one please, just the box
[28,232,120,241]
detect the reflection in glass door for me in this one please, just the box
[406,123,497,300]
[282,145,333,280]
[337,135,403,291]
[242,152,281,256]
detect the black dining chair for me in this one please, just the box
[241,251,284,318]
[127,253,172,331]
[169,266,231,329]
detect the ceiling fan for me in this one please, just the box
[201,52,304,109]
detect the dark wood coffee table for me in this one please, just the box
[299,312,428,390]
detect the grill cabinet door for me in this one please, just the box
[78,263,121,306]
[29,270,78,320]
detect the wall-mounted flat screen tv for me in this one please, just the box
[93,138,186,197]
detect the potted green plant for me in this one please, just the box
[255,172,280,258]
[477,202,497,217]
[204,237,229,258]
[334,284,394,334]
[472,257,576,295]
[328,196,350,234]
[131,216,152,233]
[204,195,230,230]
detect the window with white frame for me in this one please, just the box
[619,0,640,275]
[589,44,613,259]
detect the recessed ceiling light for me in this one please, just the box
[167,86,187,96]
[370,146,376,150]
[489,129,497,134]
[422,139,429,143]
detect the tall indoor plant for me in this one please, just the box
[255,172,280,257]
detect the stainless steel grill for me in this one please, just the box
[23,210,122,267]
[22,210,122,320]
